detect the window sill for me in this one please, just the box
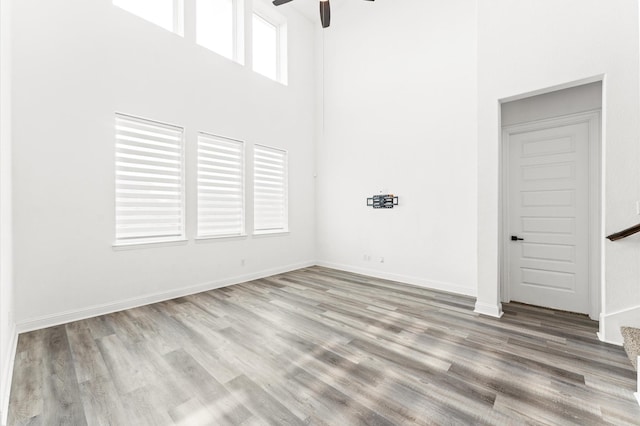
[252,230,290,238]
[195,234,248,242]
[112,238,188,251]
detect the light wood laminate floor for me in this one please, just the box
[8,266,640,425]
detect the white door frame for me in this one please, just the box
[500,110,602,320]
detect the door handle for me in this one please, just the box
[511,236,524,241]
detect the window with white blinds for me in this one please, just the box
[115,114,185,245]
[197,133,245,238]
[253,144,288,233]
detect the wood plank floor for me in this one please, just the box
[8,266,640,425]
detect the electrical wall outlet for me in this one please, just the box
[636,201,640,215]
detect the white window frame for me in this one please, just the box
[114,113,186,247]
[113,0,184,36]
[197,132,246,239]
[196,0,245,64]
[251,3,288,85]
[253,144,289,235]
[173,0,184,35]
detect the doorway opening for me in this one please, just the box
[499,81,603,320]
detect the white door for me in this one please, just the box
[507,119,590,314]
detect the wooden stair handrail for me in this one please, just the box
[607,223,640,241]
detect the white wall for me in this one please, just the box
[11,0,317,328]
[477,0,640,341]
[317,0,478,296]
[0,0,15,422]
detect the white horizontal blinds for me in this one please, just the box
[197,133,245,237]
[254,144,288,232]
[115,114,184,243]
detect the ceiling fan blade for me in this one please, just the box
[320,0,330,28]
[272,0,294,6]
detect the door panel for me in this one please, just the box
[508,121,590,314]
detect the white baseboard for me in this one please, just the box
[1,322,17,426]
[316,260,477,297]
[15,260,315,334]
[474,301,504,318]
[597,305,640,346]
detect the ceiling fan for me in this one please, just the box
[272,0,374,28]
